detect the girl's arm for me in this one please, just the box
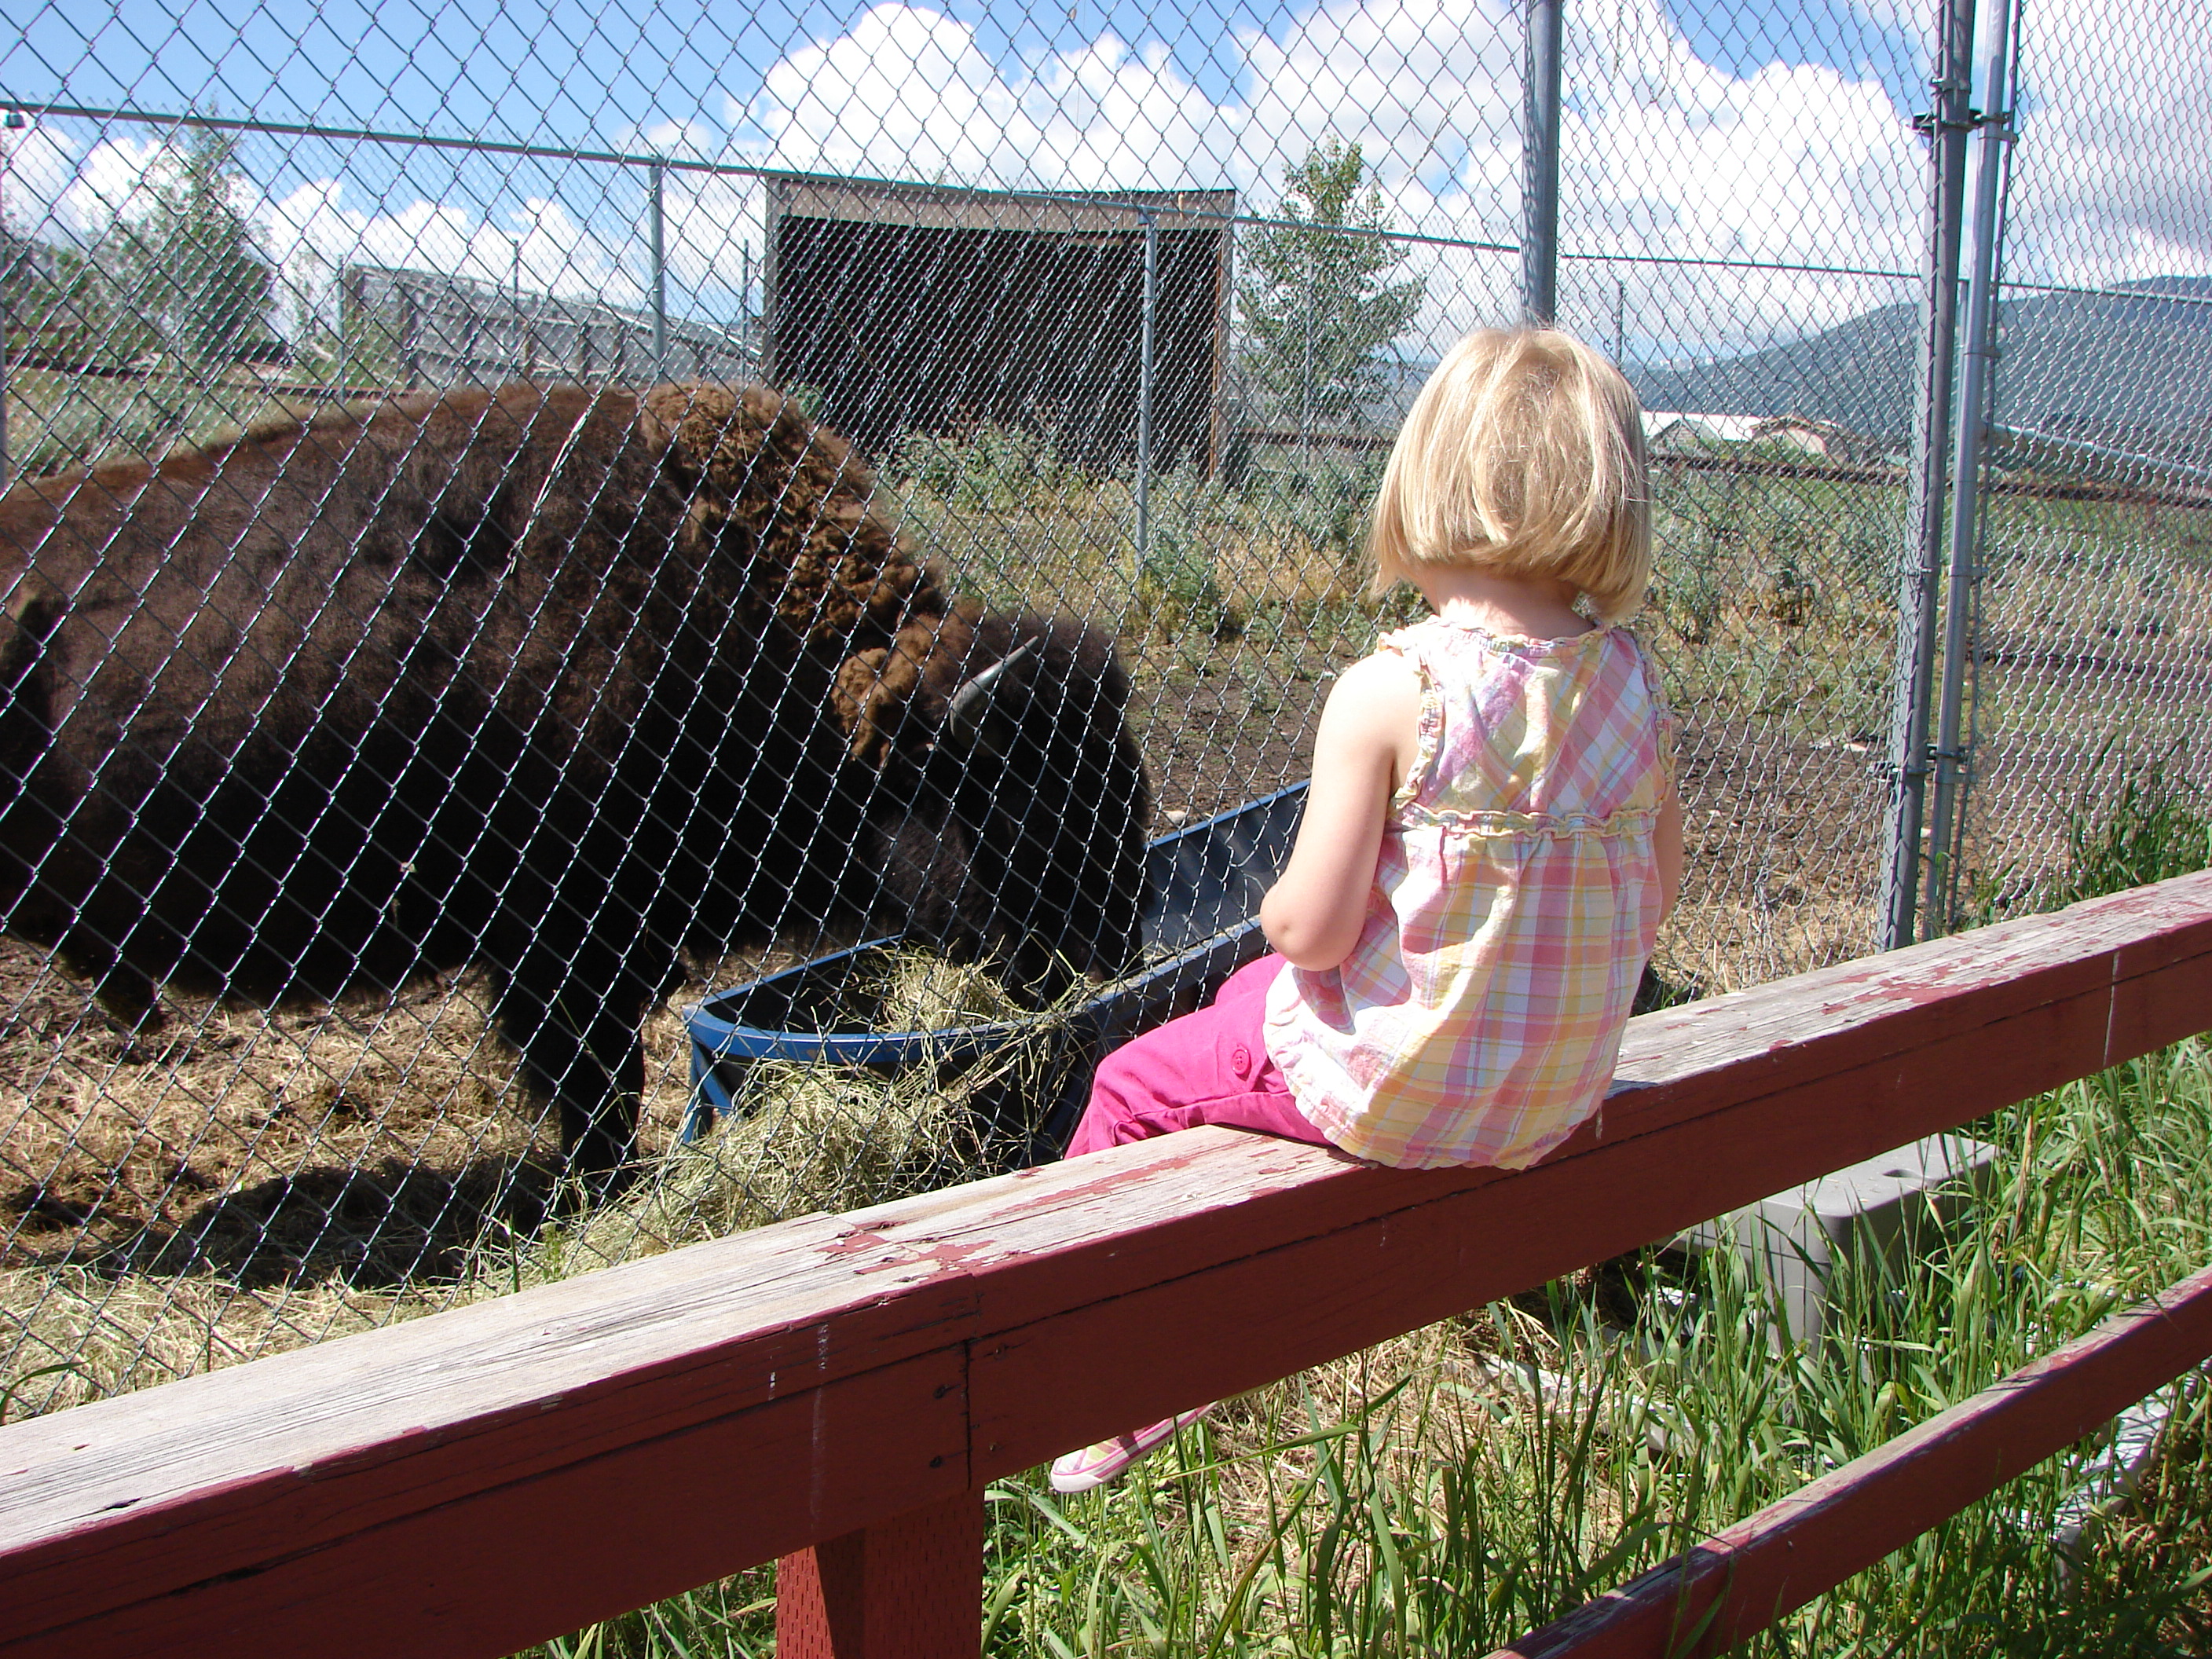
[1260,651,1421,971]
[1657,786,1685,922]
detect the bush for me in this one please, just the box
[2053,749,2212,906]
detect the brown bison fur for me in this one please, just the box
[0,383,1149,1185]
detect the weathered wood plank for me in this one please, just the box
[852,873,2212,1355]
[0,1218,980,1642]
[1494,1261,2212,1659]
[964,971,2175,1475]
[1,1349,968,1659]
[0,871,2207,1657]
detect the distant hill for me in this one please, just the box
[1630,276,2212,454]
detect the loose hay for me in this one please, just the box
[848,947,1034,1031]
[0,1265,416,1420]
[538,954,1090,1277]
[0,948,546,1284]
[0,939,1088,1416]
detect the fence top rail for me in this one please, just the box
[3,870,2210,1657]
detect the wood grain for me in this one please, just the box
[2,1349,967,1659]
[1,870,2207,1657]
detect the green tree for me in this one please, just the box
[103,127,276,365]
[2,236,134,371]
[1236,137,1424,432]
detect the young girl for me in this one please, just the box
[1049,327,1685,1494]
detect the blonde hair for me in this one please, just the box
[1368,328,1650,624]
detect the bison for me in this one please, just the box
[0,382,1149,1187]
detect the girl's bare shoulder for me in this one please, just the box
[1331,646,1422,706]
[1320,650,1423,786]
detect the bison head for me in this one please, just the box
[833,607,1150,1002]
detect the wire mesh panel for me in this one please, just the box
[1,0,2207,1424]
[1566,0,1930,992]
[1953,0,2212,927]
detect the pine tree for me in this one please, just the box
[1236,137,1424,432]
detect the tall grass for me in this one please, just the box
[985,1049,2210,1656]
[5,364,342,478]
[517,1029,2212,1659]
[2051,752,2212,908]
[1965,743,2212,927]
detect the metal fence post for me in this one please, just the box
[1137,203,1157,577]
[650,157,668,384]
[1522,0,1562,325]
[1880,0,1978,951]
[0,109,20,493]
[1300,237,1313,475]
[1924,0,2020,936]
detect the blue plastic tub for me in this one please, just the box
[682,782,1306,1149]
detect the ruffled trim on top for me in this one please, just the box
[1420,613,1614,655]
[1399,802,1666,839]
[1379,617,1672,820]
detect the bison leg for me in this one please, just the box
[499,966,651,1196]
[93,963,167,1035]
[492,909,663,1196]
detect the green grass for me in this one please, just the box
[513,1031,2212,1659]
[1964,743,2212,925]
[2051,755,2212,909]
[2,363,353,478]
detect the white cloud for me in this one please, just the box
[29,131,639,345]
[6,0,2203,368]
[1239,0,1519,193]
[1848,0,2212,291]
[58,134,174,237]
[1992,0,2212,289]
[743,5,1249,192]
[740,0,1519,205]
[2,123,95,239]
[734,0,1932,355]
[1544,5,1932,355]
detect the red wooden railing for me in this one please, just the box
[4,871,2212,1659]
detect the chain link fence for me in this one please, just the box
[0,0,2207,1417]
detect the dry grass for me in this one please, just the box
[539,952,1086,1278]
[0,950,544,1280]
[0,945,1077,1415]
[5,365,340,479]
[845,948,1035,1031]
[0,1265,405,1420]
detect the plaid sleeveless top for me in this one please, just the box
[1262,617,1674,1170]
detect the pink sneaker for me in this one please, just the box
[1049,1405,1214,1494]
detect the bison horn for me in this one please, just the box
[943,639,1038,760]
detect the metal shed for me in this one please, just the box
[761,175,1236,474]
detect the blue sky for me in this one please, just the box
[10,0,1918,156]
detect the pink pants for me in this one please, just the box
[1064,954,1337,1157]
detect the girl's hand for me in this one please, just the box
[1260,652,1421,970]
